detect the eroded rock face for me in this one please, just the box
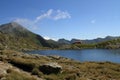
[39,62,62,75]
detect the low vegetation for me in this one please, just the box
[6,70,36,80]
[0,50,120,80]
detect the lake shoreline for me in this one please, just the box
[25,49,120,64]
[0,49,120,80]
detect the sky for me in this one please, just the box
[0,0,120,40]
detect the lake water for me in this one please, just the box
[25,49,120,63]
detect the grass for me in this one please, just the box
[0,50,120,80]
[6,70,36,80]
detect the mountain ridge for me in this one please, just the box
[56,36,120,44]
[0,22,120,50]
[0,22,51,50]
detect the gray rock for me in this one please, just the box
[39,62,62,74]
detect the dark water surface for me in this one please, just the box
[25,49,120,63]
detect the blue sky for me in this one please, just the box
[0,0,120,40]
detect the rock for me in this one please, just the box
[0,61,12,79]
[39,62,62,74]
[48,55,61,60]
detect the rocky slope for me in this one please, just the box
[0,22,51,50]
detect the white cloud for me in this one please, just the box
[35,9,71,22]
[44,36,51,40]
[14,9,71,30]
[35,9,53,22]
[53,10,71,20]
[91,19,96,24]
[14,18,37,30]
[43,36,58,41]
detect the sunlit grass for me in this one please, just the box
[0,50,120,80]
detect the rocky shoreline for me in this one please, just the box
[0,49,120,80]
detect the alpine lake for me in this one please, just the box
[25,49,120,63]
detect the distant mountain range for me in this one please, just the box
[0,22,120,50]
[57,36,120,44]
[0,22,51,50]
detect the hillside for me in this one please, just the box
[96,39,120,49]
[0,22,51,50]
[58,38,71,44]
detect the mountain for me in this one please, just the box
[57,36,120,45]
[58,38,71,44]
[96,38,120,49]
[0,22,51,50]
[82,36,120,44]
[47,39,59,48]
[1,22,119,50]
[71,39,81,43]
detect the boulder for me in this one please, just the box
[39,62,62,74]
[0,61,12,79]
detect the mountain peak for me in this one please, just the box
[9,22,27,30]
[0,22,51,49]
[0,22,29,34]
[10,22,23,28]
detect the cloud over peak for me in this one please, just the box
[14,9,71,30]
[43,36,58,41]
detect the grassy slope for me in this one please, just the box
[0,32,42,50]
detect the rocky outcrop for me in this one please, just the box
[0,61,12,79]
[39,62,62,74]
